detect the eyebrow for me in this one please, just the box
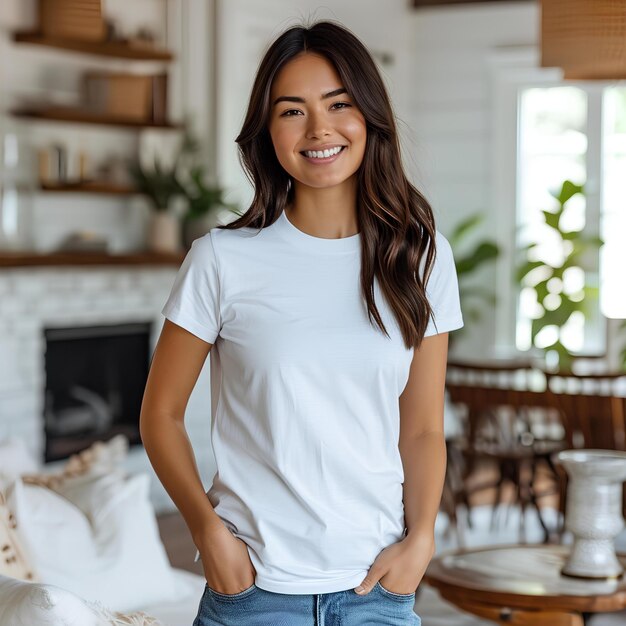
[272,87,348,107]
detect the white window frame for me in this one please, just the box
[488,46,609,357]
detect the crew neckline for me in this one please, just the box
[276,208,360,253]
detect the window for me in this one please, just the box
[514,81,626,357]
[601,87,626,320]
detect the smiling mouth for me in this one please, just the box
[299,146,347,160]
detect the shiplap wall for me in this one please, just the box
[408,1,539,358]
[214,0,413,210]
[214,0,541,360]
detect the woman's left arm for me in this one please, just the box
[354,331,449,596]
[399,331,449,544]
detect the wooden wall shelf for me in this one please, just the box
[13,31,174,61]
[12,107,181,130]
[0,250,185,268]
[39,182,138,195]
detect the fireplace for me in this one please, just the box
[43,321,151,463]
[0,264,214,514]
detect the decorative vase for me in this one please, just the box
[553,449,626,579]
[0,130,34,250]
[147,211,181,254]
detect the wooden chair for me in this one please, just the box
[443,358,564,544]
[544,370,626,450]
[543,369,626,536]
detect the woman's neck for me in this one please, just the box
[287,183,359,239]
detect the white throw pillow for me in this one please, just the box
[5,472,179,613]
[0,437,40,583]
[0,491,38,583]
[0,573,164,626]
[0,572,101,626]
[0,437,40,484]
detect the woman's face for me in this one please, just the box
[268,53,367,192]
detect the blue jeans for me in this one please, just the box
[192,581,422,625]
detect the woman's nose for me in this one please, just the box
[305,110,332,138]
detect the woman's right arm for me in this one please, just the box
[139,319,224,545]
[141,320,256,593]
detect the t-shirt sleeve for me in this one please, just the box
[161,231,222,344]
[423,230,464,337]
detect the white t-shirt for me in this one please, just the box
[161,207,464,594]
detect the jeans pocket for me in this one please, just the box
[374,581,416,600]
[206,582,257,601]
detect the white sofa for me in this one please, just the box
[0,434,207,626]
[0,569,205,626]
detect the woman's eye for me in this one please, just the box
[280,102,352,117]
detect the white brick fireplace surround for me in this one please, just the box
[0,265,215,515]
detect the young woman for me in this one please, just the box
[140,19,463,626]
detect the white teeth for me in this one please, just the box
[304,146,343,159]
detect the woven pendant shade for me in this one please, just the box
[541,0,626,79]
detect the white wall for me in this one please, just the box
[407,1,539,359]
[214,0,413,210]
[213,0,542,360]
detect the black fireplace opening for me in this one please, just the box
[43,321,152,463]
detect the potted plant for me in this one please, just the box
[129,121,241,252]
[179,164,240,249]
[128,150,186,254]
[515,180,604,372]
[447,212,500,348]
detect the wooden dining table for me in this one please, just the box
[423,543,626,625]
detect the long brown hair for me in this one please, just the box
[217,19,438,350]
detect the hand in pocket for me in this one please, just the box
[195,522,256,595]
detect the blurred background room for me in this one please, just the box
[1,1,626,625]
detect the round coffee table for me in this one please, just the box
[423,543,626,626]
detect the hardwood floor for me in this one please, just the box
[157,511,205,575]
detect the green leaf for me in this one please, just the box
[578,235,605,248]
[561,230,583,240]
[519,242,538,252]
[535,279,549,303]
[464,306,483,322]
[449,214,483,247]
[553,180,584,206]
[456,242,499,275]
[577,286,602,316]
[531,316,550,339]
[556,293,583,317]
[563,237,604,268]
[531,306,575,336]
[516,260,546,283]
[542,209,561,231]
